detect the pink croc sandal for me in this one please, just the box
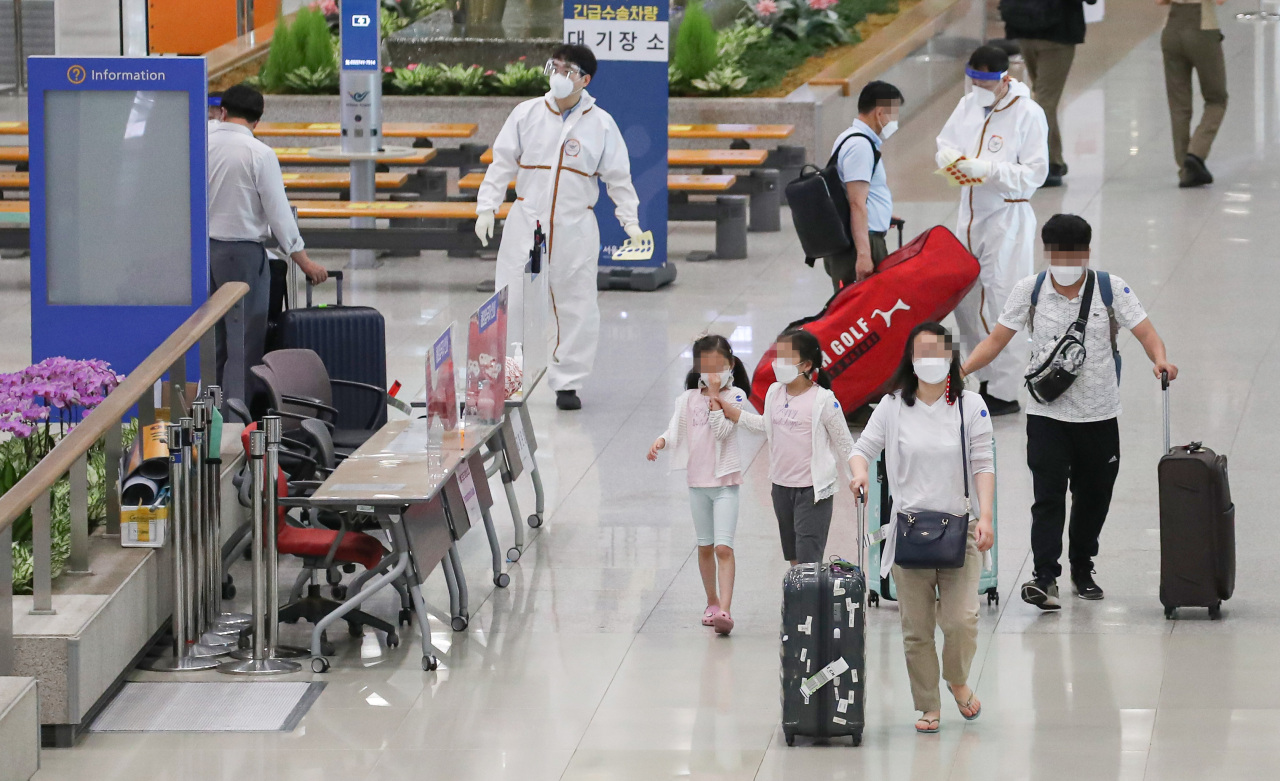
[702,605,719,627]
[713,611,734,636]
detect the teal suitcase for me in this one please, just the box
[867,452,999,607]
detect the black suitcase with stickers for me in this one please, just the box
[779,495,868,746]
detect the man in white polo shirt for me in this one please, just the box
[962,214,1178,610]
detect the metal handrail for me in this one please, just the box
[0,282,249,536]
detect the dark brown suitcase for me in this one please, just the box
[1158,372,1235,620]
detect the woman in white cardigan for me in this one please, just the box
[649,335,750,635]
[850,322,995,735]
[721,329,859,565]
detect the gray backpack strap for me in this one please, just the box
[1028,271,1047,334]
[1096,271,1122,382]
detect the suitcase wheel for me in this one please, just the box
[784,730,796,747]
[986,588,998,606]
[869,591,880,608]
[1209,602,1222,620]
[1164,606,1176,620]
[850,730,862,747]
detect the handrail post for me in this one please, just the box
[105,420,123,536]
[29,489,53,615]
[66,453,91,574]
[220,426,299,675]
[0,524,12,675]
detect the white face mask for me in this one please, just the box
[880,119,899,140]
[773,360,801,385]
[550,73,577,100]
[971,86,997,108]
[1049,265,1086,286]
[913,357,950,386]
[700,370,730,388]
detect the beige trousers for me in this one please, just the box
[892,525,982,713]
[1018,39,1077,170]
[1161,3,1228,167]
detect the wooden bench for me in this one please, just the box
[0,147,27,165]
[0,171,410,193]
[454,172,748,261]
[255,122,477,140]
[668,124,795,141]
[272,147,438,166]
[291,199,511,254]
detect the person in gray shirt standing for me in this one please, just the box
[823,80,903,294]
[208,84,328,394]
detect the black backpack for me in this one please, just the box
[786,132,879,266]
[998,0,1066,34]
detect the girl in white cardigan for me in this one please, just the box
[721,329,859,565]
[648,335,750,635]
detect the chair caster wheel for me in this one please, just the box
[494,572,510,588]
[451,616,468,632]
[387,632,400,648]
[527,513,543,528]
[312,657,330,673]
[222,580,236,600]
[422,655,439,671]
[331,585,347,600]
[399,608,413,626]
[348,622,363,638]
[1164,606,1176,620]
[507,547,521,563]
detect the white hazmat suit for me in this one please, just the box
[477,89,640,393]
[936,78,1049,401]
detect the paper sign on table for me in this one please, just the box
[611,230,655,261]
[511,415,534,472]
[455,459,484,530]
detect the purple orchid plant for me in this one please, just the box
[0,358,122,457]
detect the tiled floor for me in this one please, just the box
[19,3,1280,779]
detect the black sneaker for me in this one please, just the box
[1072,568,1105,600]
[555,390,582,411]
[1179,153,1213,188]
[981,393,1021,416]
[1042,163,1068,188]
[1021,578,1061,611]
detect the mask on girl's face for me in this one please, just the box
[699,371,730,388]
[913,357,950,386]
[773,360,802,384]
[1049,265,1086,286]
[880,119,899,140]
[550,73,577,99]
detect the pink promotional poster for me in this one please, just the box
[426,323,460,445]
[465,288,508,426]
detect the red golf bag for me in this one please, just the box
[750,226,980,413]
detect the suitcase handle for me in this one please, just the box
[1161,370,1171,454]
[305,269,343,308]
[855,488,868,580]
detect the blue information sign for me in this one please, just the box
[564,0,669,273]
[341,0,381,70]
[27,56,208,378]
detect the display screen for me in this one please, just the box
[44,89,192,306]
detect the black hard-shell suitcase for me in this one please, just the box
[780,495,867,747]
[1158,372,1235,620]
[276,270,389,430]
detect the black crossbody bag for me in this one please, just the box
[893,394,971,570]
[1024,271,1096,404]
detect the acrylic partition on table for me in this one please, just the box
[509,258,552,401]
[426,322,461,449]
[464,288,509,428]
[27,56,209,379]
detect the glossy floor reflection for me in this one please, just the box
[24,4,1280,779]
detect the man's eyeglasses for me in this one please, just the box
[544,59,585,78]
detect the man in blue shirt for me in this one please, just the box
[824,80,904,294]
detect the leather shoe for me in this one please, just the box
[556,390,582,411]
[1180,153,1213,188]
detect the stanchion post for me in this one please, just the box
[147,423,219,671]
[220,427,299,674]
[192,403,237,649]
[206,387,250,629]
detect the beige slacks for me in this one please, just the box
[892,525,981,713]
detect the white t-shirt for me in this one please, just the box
[998,271,1148,423]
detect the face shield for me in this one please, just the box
[964,67,1007,108]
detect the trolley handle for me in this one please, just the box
[1161,370,1171,455]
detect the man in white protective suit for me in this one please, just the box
[475,43,644,411]
[936,44,1049,416]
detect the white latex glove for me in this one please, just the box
[475,210,495,247]
[936,147,963,169]
[956,158,994,180]
[623,223,643,240]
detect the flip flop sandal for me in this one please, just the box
[954,693,982,721]
[712,611,734,636]
[915,717,940,734]
[702,606,719,627]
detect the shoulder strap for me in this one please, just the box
[1096,270,1122,381]
[829,132,881,175]
[958,393,971,516]
[1028,271,1047,333]
[1071,270,1097,335]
